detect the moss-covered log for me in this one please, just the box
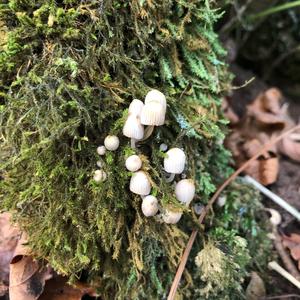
[0,0,271,299]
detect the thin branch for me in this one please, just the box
[167,124,300,300]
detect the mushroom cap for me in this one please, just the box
[164,148,186,174]
[145,89,166,111]
[97,145,106,156]
[175,179,195,206]
[129,99,144,116]
[140,101,165,126]
[141,195,158,217]
[159,143,168,152]
[162,210,182,224]
[130,171,151,196]
[125,155,142,172]
[94,169,107,182]
[104,135,120,151]
[123,115,144,140]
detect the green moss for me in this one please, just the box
[0,0,237,298]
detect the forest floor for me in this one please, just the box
[230,64,300,299]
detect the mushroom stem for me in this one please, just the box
[268,261,300,289]
[141,125,154,141]
[131,138,136,149]
[166,173,175,183]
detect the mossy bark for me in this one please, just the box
[0,1,271,299]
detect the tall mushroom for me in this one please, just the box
[123,99,144,148]
[140,89,166,139]
[163,148,186,182]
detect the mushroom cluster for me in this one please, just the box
[123,90,167,148]
[94,135,120,182]
[93,89,197,224]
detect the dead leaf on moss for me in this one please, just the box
[39,276,97,300]
[246,272,266,300]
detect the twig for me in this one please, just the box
[243,176,300,221]
[268,261,300,289]
[272,229,300,280]
[261,294,300,299]
[167,124,300,300]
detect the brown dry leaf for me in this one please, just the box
[244,154,279,186]
[0,212,20,284]
[278,133,300,162]
[262,88,282,114]
[282,233,300,270]
[9,233,52,300]
[222,97,240,124]
[39,276,97,300]
[246,272,266,300]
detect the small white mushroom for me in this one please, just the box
[123,114,144,148]
[130,171,151,196]
[266,208,282,226]
[145,89,167,111]
[97,145,106,156]
[164,148,186,182]
[93,170,107,182]
[141,195,158,217]
[125,155,142,172]
[162,210,182,224]
[216,195,227,207]
[129,99,144,116]
[104,135,120,151]
[96,160,103,168]
[175,179,195,206]
[159,143,168,152]
[194,203,204,215]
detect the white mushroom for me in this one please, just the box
[216,196,227,207]
[130,171,151,196]
[93,170,107,182]
[97,145,106,156]
[159,143,168,152]
[175,179,195,206]
[140,90,167,140]
[164,148,186,182]
[162,210,182,224]
[123,114,144,149]
[141,101,165,126]
[125,155,142,172]
[141,195,158,217]
[145,89,167,111]
[96,160,103,168]
[129,99,144,116]
[104,135,120,151]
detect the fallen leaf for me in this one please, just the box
[9,233,52,300]
[39,276,97,300]
[0,212,20,284]
[278,133,300,162]
[246,272,266,300]
[222,97,240,124]
[262,88,283,114]
[244,155,279,185]
[282,233,300,270]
